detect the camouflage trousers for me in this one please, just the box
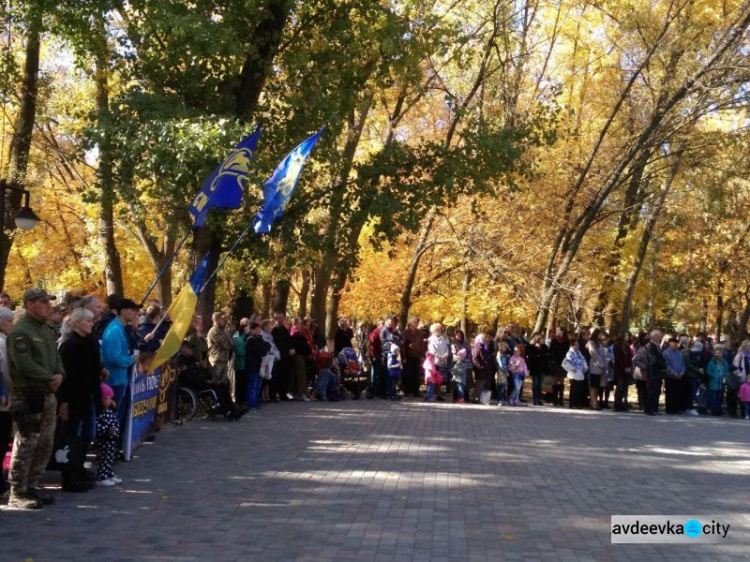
[9,392,57,494]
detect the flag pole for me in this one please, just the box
[139,230,192,308]
[199,221,259,294]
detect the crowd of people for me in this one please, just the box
[1,286,749,512]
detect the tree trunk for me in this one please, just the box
[700,299,708,334]
[310,264,330,324]
[234,0,292,119]
[94,18,124,297]
[399,207,437,327]
[297,269,310,318]
[193,226,222,322]
[715,276,725,341]
[325,270,347,341]
[0,11,41,291]
[230,287,254,326]
[737,289,750,341]
[592,152,650,327]
[260,280,273,317]
[460,267,471,336]
[272,278,290,315]
[619,154,681,334]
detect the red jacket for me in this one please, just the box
[368,328,382,360]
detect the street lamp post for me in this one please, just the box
[0,179,42,287]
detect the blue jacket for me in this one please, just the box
[706,359,728,391]
[663,348,686,378]
[101,319,135,387]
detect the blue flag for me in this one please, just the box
[189,126,261,227]
[253,127,325,234]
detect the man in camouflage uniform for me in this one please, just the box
[7,288,65,510]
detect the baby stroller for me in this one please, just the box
[337,347,373,400]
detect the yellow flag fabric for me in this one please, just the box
[149,283,198,373]
[148,253,210,373]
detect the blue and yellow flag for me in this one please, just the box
[252,127,325,234]
[149,253,211,373]
[189,126,261,227]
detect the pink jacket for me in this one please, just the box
[423,353,437,383]
[509,355,529,377]
[739,382,750,402]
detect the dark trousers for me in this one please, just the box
[664,378,682,413]
[569,379,588,408]
[645,378,662,414]
[532,375,543,404]
[271,358,290,398]
[403,357,421,397]
[234,368,247,405]
[636,380,647,410]
[373,358,387,398]
[726,388,739,417]
[682,377,697,411]
[0,411,11,491]
[63,411,95,480]
[614,379,629,410]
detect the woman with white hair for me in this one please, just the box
[0,306,15,495]
[428,323,451,396]
[58,308,104,492]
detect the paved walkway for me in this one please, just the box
[1,400,749,561]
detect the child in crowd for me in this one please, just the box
[706,346,729,416]
[451,348,468,403]
[423,352,437,402]
[739,375,750,420]
[314,353,339,401]
[508,345,529,406]
[496,341,509,406]
[386,344,402,401]
[96,383,121,487]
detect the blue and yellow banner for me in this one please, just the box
[149,253,211,373]
[253,127,324,234]
[189,126,261,227]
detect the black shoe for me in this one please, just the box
[27,487,55,505]
[77,467,97,483]
[62,476,90,493]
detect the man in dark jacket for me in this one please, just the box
[271,314,294,401]
[645,330,667,415]
[245,323,271,409]
[403,317,426,397]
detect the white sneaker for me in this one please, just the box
[688,409,700,416]
[301,395,310,402]
[96,478,116,487]
[285,393,294,400]
[111,476,123,484]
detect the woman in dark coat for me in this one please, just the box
[59,308,103,492]
[613,334,633,411]
[526,332,551,405]
[471,333,495,403]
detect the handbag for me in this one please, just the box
[433,373,444,386]
[479,390,491,405]
[633,366,646,381]
[260,355,275,380]
[542,375,555,392]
